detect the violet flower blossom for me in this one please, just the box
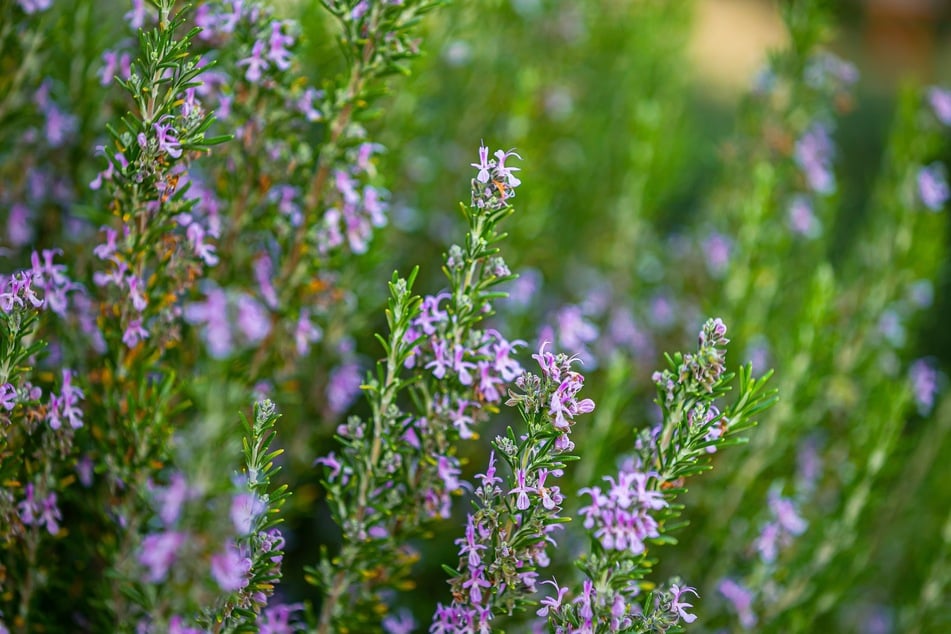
[795,123,836,195]
[917,163,949,211]
[928,86,951,126]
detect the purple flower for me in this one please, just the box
[579,465,666,553]
[153,116,183,159]
[670,584,698,624]
[326,361,362,416]
[185,288,232,357]
[909,358,939,415]
[788,195,821,238]
[456,515,487,568]
[0,384,17,411]
[703,231,732,276]
[351,0,370,20]
[259,603,305,634]
[100,50,132,86]
[755,521,781,563]
[382,609,416,634]
[236,294,270,343]
[210,541,251,592]
[168,616,202,634]
[230,492,266,534]
[511,468,532,510]
[795,123,836,195]
[769,493,807,535]
[18,0,52,13]
[238,40,269,83]
[18,485,61,535]
[7,203,33,247]
[928,86,951,126]
[267,21,294,71]
[125,0,147,28]
[139,531,186,582]
[122,318,150,348]
[918,163,949,211]
[294,310,322,356]
[536,578,569,617]
[296,87,323,121]
[718,578,757,629]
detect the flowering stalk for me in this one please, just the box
[79,1,229,624]
[311,142,526,632]
[539,319,775,633]
[431,345,595,632]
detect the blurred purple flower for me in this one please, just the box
[18,0,52,13]
[327,361,362,416]
[210,541,251,592]
[795,123,836,195]
[909,358,939,416]
[231,492,266,534]
[928,86,951,126]
[139,531,186,582]
[718,578,757,629]
[917,163,949,211]
[788,195,821,238]
[703,231,732,276]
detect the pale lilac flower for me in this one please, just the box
[927,86,951,126]
[0,384,17,411]
[267,21,294,70]
[795,123,836,195]
[238,40,269,83]
[100,50,132,85]
[76,455,94,487]
[788,195,821,238]
[125,0,147,28]
[703,231,732,276]
[917,163,949,211]
[294,310,322,356]
[511,468,532,510]
[327,361,362,415]
[18,0,52,13]
[269,184,302,226]
[7,203,33,246]
[296,87,323,121]
[259,603,305,634]
[230,492,265,534]
[168,616,202,634]
[153,116,183,159]
[471,143,491,183]
[154,472,189,526]
[493,148,522,187]
[236,294,271,343]
[536,579,569,617]
[456,515,487,568]
[139,531,186,582]
[909,358,939,415]
[185,288,231,357]
[127,275,148,312]
[670,584,698,624]
[718,578,757,629]
[382,609,416,634]
[122,318,150,348]
[211,541,252,592]
[351,0,369,20]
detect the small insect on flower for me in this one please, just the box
[161,173,181,202]
[492,179,508,200]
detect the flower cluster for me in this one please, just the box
[433,344,595,632]
[538,319,774,632]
